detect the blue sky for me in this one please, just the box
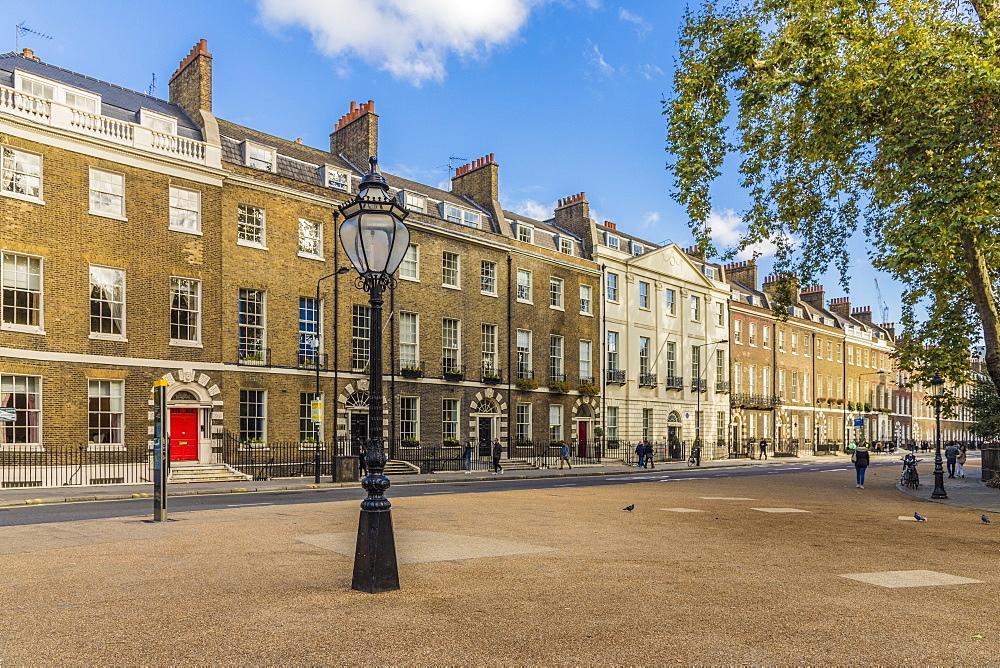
[9,0,901,320]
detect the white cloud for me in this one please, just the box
[706,208,786,260]
[257,0,544,84]
[640,211,660,228]
[640,64,664,80]
[512,199,554,220]
[585,40,616,77]
[618,7,650,35]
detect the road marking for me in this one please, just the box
[700,497,755,501]
[838,570,984,588]
[750,507,810,513]
[898,516,920,521]
[660,508,705,513]
[422,492,450,495]
[554,484,576,487]
[226,503,272,507]
[827,468,849,472]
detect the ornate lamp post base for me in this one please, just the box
[353,509,400,593]
[931,453,948,499]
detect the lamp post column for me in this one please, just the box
[931,395,947,498]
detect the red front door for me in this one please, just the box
[578,421,589,457]
[170,408,199,461]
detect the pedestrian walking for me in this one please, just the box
[463,442,473,473]
[559,442,572,469]
[957,444,967,478]
[692,443,701,466]
[358,444,368,478]
[945,441,960,478]
[852,443,870,488]
[643,442,654,469]
[491,438,504,475]
[759,438,768,460]
[635,442,645,468]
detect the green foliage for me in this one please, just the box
[664,0,1000,392]
[968,376,1000,438]
[515,377,539,391]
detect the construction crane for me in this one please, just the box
[874,278,890,325]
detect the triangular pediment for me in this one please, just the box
[629,244,716,288]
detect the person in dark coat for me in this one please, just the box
[635,442,645,468]
[643,442,654,468]
[491,438,504,475]
[759,438,768,460]
[852,444,870,488]
[463,442,473,473]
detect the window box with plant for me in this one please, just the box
[548,380,571,393]
[482,369,502,384]
[443,437,461,447]
[515,377,538,391]
[400,364,423,378]
[401,438,420,447]
[443,367,464,381]
[550,439,566,449]
[578,380,599,396]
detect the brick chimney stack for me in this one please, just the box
[881,322,896,341]
[851,306,873,327]
[21,48,40,62]
[799,284,825,309]
[554,193,593,255]
[169,39,212,119]
[724,260,758,290]
[828,297,852,319]
[451,154,499,204]
[330,100,378,172]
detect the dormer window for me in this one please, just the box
[442,204,480,228]
[605,232,619,249]
[139,109,177,135]
[15,71,101,115]
[402,191,425,212]
[559,237,574,255]
[244,142,275,172]
[65,91,98,114]
[702,265,717,280]
[631,242,644,256]
[518,224,534,244]
[320,164,349,191]
[18,76,54,101]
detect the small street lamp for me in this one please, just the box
[695,339,728,458]
[339,156,410,593]
[930,371,947,499]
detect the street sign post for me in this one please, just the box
[152,379,169,522]
[311,399,323,483]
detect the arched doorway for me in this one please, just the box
[167,386,211,462]
[473,399,500,456]
[345,391,370,456]
[667,410,682,459]
[575,403,594,456]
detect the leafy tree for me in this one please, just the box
[664,0,1000,393]
[967,375,1000,438]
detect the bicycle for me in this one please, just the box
[900,453,921,489]
[688,447,701,467]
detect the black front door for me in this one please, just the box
[478,417,492,456]
[350,413,368,455]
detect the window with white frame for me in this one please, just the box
[734,319,743,344]
[639,336,650,376]
[403,191,425,212]
[170,277,201,343]
[550,335,564,380]
[606,405,619,441]
[238,289,266,361]
[791,332,799,353]
[442,318,461,372]
[65,90,98,113]
[516,329,533,375]
[89,169,124,218]
[518,224,534,244]
[576,284,592,315]
[442,399,459,442]
[88,380,123,445]
[631,242,644,256]
[638,281,650,309]
[444,204,480,228]
[481,323,498,371]
[690,295,701,321]
[560,237,574,255]
[19,76,54,101]
[516,269,532,302]
[716,302,725,326]
[1,252,42,330]
[516,403,532,442]
[749,365,757,395]
[442,252,460,288]
[579,340,592,379]
[239,389,266,441]
[763,325,771,348]
[1,146,42,201]
[168,187,200,232]
[779,330,786,352]
[480,260,496,294]
[763,367,770,395]
[238,204,265,245]
[666,342,677,379]
[734,363,742,391]
[665,288,676,315]
[1,374,41,447]
[139,109,176,135]
[399,312,419,369]
[716,349,725,386]
[691,345,701,382]
[400,397,419,441]
[606,272,618,302]
[642,408,653,441]
[549,277,564,309]
[89,266,124,337]
[549,404,563,443]
[298,297,320,365]
[298,218,322,257]
[300,392,320,442]
[245,143,274,171]
[604,232,619,249]
[748,322,757,346]
[607,331,619,370]
[400,244,419,281]
[352,304,370,371]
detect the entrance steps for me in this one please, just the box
[384,460,421,476]
[168,463,252,484]
[498,459,537,471]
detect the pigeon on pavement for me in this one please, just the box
[623,504,634,512]
[914,512,927,522]
[983,515,991,524]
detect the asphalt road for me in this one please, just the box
[0,459,897,526]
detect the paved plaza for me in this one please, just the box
[0,458,997,664]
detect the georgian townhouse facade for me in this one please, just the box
[1,42,603,471]
[558,205,732,460]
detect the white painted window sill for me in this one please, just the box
[89,210,128,222]
[1,190,44,205]
[1,323,45,335]
[237,239,268,250]
[297,252,325,261]
[89,333,128,342]
[170,339,204,348]
[169,225,203,236]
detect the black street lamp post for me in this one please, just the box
[695,339,728,458]
[313,267,350,483]
[339,156,410,593]
[930,371,947,499]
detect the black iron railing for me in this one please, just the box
[0,444,153,488]
[516,368,534,380]
[691,378,707,392]
[238,347,271,366]
[481,365,503,383]
[715,380,730,393]
[639,373,657,387]
[549,373,567,383]
[606,369,626,384]
[442,361,464,379]
[664,376,684,390]
[297,353,328,370]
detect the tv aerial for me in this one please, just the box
[15,22,52,50]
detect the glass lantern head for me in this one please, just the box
[339,157,409,276]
